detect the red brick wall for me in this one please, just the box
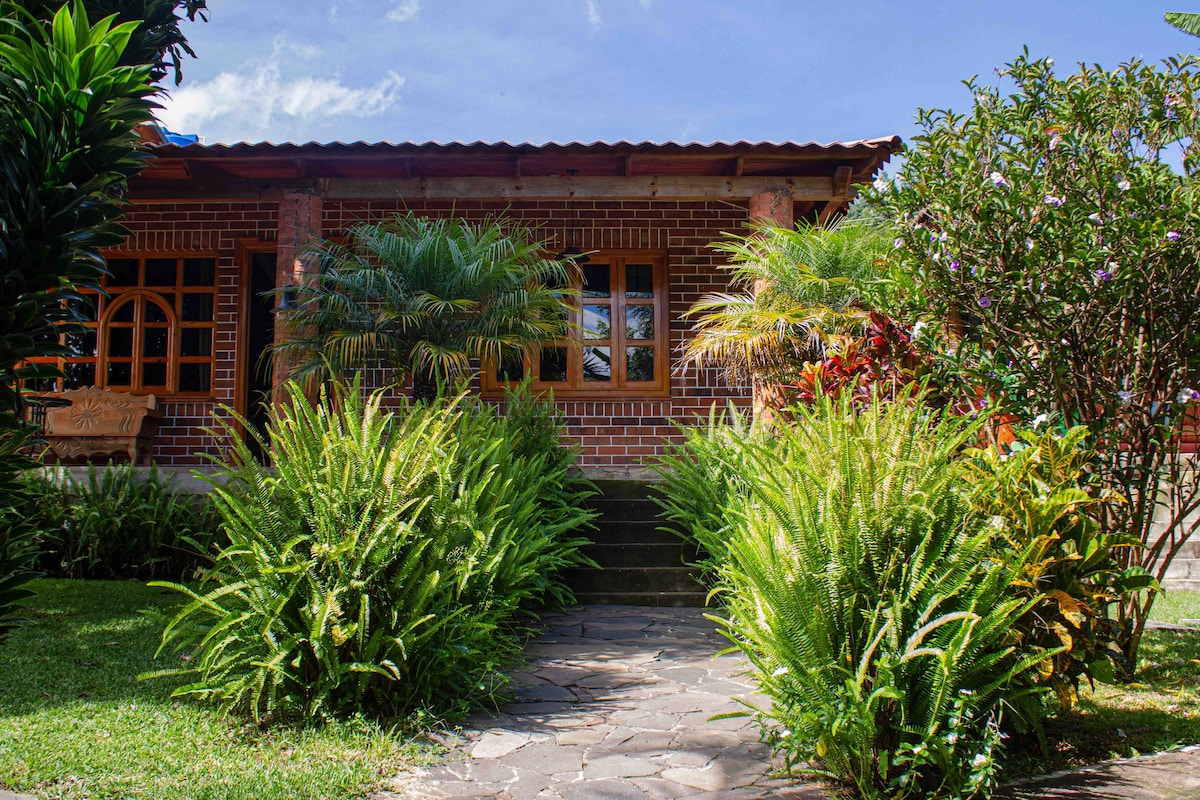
[110,200,279,465]
[112,197,753,473]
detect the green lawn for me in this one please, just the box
[0,580,431,800]
[1005,590,1200,776]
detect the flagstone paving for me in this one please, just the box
[374,605,1200,800]
[375,605,828,800]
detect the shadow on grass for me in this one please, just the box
[1005,629,1200,779]
[0,579,189,713]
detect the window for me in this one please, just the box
[486,252,668,396]
[29,255,219,395]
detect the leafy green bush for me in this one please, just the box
[716,392,1049,799]
[963,426,1157,703]
[22,463,223,581]
[149,379,594,721]
[0,425,41,641]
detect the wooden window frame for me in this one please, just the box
[27,253,220,398]
[482,250,670,398]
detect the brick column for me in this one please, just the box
[748,188,794,420]
[272,189,323,391]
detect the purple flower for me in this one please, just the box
[930,232,939,243]
[989,171,1008,187]
[949,260,960,272]
[1044,195,1064,207]
[1095,269,1114,282]
[978,295,992,308]
[893,237,904,249]
[1167,230,1180,242]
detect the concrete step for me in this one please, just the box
[564,566,704,595]
[588,479,664,500]
[586,521,683,545]
[587,498,662,523]
[1162,577,1200,591]
[572,591,709,607]
[581,542,698,569]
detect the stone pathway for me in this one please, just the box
[377,606,825,800]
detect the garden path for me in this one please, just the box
[376,605,827,800]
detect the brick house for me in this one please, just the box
[35,137,900,477]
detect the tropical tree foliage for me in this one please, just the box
[875,51,1200,671]
[273,213,578,402]
[681,217,891,386]
[1166,11,1200,39]
[16,0,206,83]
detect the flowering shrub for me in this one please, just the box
[876,52,1200,671]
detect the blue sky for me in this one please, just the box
[158,1,1198,148]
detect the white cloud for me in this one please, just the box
[158,42,404,143]
[386,0,420,23]
[329,4,339,20]
[586,0,601,29]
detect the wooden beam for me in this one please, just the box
[734,156,744,177]
[320,175,833,201]
[832,165,853,198]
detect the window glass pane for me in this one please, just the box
[496,354,524,382]
[144,328,169,358]
[583,305,611,339]
[65,330,97,358]
[180,328,212,357]
[179,363,211,393]
[582,264,611,298]
[145,258,176,286]
[143,362,167,388]
[583,347,611,381]
[181,293,214,321]
[108,327,133,357]
[64,363,94,389]
[626,306,654,339]
[539,348,567,382]
[68,297,98,322]
[29,376,58,392]
[107,259,138,287]
[107,362,131,386]
[626,263,654,298]
[627,347,655,382]
[111,301,135,322]
[183,258,216,286]
[145,301,168,323]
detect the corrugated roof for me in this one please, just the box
[152,137,902,157]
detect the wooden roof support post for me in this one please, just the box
[271,189,323,394]
[747,188,795,421]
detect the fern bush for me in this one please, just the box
[22,464,223,580]
[149,379,594,721]
[716,393,1049,800]
[652,404,768,584]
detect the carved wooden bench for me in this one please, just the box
[40,387,163,465]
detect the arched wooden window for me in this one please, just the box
[28,255,218,396]
[98,291,176,392]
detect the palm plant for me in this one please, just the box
[682,217,891,385]
[272,213,577,401]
